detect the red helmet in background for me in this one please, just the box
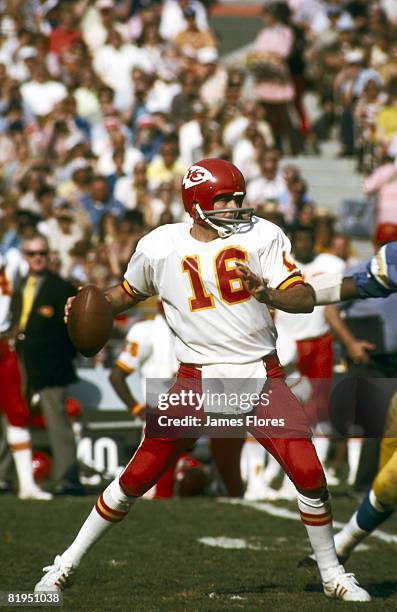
[374,223,397,246]
[181,158,254,237]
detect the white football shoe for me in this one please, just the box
[244,482,276,501]
[34,555,75,593]
[323,565,371,602]
[19,486,53,500]
[324,468,340,487]
[269,477,296,501]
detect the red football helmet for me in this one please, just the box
[181,158,254,237]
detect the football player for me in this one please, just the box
[333,389,397,562]
[0,248,52,500]
[35,159,371,601]
[109,300,179,498]
[235,239,397,307]
[300,389,397,567]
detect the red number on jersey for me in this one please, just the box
[182,255,215,312]
[282,250,297,273]
[215,246,251,304]
[182,247,251,312]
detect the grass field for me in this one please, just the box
[1,493,397,611]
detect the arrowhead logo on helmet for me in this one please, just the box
[182,165,213,189]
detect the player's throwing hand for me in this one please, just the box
[235,262,270,303]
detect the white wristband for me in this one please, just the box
[309,272,343,305]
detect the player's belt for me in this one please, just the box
[181,352,282,372]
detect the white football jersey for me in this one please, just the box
[0,248,26,333]
[276,253,345,341]
[123,218,303,365]
[115,313,178,384]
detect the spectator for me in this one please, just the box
[376,76,397,149]
[73,68,102,125]
[0,197,20,253]
[197,47,228,116]
[334,48,366,157]
[363,152,397,226]
[135,21,167,75]
[92,29,138,109]
[174,7,216,60]
[150,181,185,225]
[20,63,67,118]
[246,147,289,212]
[233,126,266,182]
[114,160,148,209]
[134,115,164,162]
[81,0,128,53]
[38,202,84,277]
[160,0,209,42]
[57,157,93,207]
[178,100,206,166]
[95,126,144,176]
[146,138,185,190]
[296,201,316,227]
[18,168,46,215]
[49,5,82,57]
[106,211,146,278]
[106,150,127,196]
[247,1,298,154]
[170,70,200,126]
[330,234,358,266]
[222,98,273,151]
[314,212,336,254]
[12,233,83,495]
[80,175,126,235]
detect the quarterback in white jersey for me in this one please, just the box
[37,159,371,602]
[123,215,303,367]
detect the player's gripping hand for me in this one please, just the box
[64,295,76,324]
[235,262,270,303]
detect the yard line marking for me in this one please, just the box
[198,536,264,550]
[220,499,397,545]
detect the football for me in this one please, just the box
[67,285,113,357]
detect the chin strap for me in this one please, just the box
[194,204,239,238]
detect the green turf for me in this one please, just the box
[1,495,397,611]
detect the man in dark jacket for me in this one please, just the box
[13,233,83,495]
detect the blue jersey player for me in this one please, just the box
[235,241,397,307]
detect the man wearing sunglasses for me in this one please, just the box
[12,233,82,495]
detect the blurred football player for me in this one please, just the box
[109,300,179,498]
[300,389,397,567]
[333,390,397,562]
[36,159,371,601]
[0,248,52,500]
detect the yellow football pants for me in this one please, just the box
[373,391,397,508]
